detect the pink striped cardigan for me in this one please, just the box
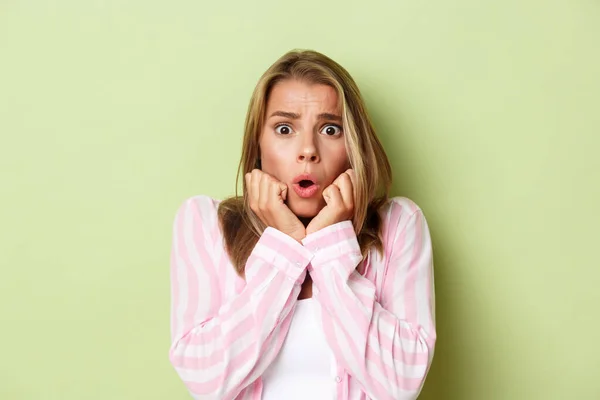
[169,195,436,400]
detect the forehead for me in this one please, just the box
[266,79,340,113]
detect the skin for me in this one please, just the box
[245,79,358,298]
[259,79,350,220]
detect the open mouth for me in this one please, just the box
[292,175,319,198]
[298,179,314,188]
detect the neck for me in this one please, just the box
[299,216,312,227]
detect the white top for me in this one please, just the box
[261,298,336,399]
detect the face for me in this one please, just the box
[259,79,350,218]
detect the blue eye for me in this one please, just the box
[320,124,342,136]
[275,124,293,135]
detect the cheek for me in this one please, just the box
[259,138,290,174]
[328,143,350,172]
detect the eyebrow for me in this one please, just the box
[269,111,342,122]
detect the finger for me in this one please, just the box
[263,173,287,203]
[323,183,344,207]
[244,172,251,195]
[267,178,284,206]
[250,169,263,217]
[332,171,345,186]
[258,171,271,212]
[335,173,354,209]
[279,182,288,202]
[343,169,357,207]
[345,169,357,193]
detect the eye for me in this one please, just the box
[320,124,343,136]
[275,124,293,135]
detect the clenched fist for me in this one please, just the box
[245,169,306,242]
[306,169,356,235]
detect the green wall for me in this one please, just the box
[1,1,598,399]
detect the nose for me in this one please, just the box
[297,133,320,163]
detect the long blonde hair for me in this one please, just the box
[218,49,392,276]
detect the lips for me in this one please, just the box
[292,173,319,198]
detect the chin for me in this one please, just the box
[288,198,323,218]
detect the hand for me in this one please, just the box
[306,169,356,235]
[245,169,306,242]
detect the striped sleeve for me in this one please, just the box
[303,199,436,400]
[169,196,314,400]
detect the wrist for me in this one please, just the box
[289,229,306,243]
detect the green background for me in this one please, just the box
[1,1,598,399]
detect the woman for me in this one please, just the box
[169,49,436,400]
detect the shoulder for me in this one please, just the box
[179,194,221,210]
[378,196,429,241]
[173,194,222,229]
[379,196,424,222]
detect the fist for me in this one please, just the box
[245,169,306,242]
[306,169,356,235]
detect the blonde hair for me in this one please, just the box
[218,49,392,276]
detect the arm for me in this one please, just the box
[169,196,313,400]
[303,202,436,400]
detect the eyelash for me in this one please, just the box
[274,124,293,135]
[321,124,343,136]
[274,123,343,136]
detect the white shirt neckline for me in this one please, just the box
[261,298,336,399]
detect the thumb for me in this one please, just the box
[278,182,288,201]
[322,186,333,204]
